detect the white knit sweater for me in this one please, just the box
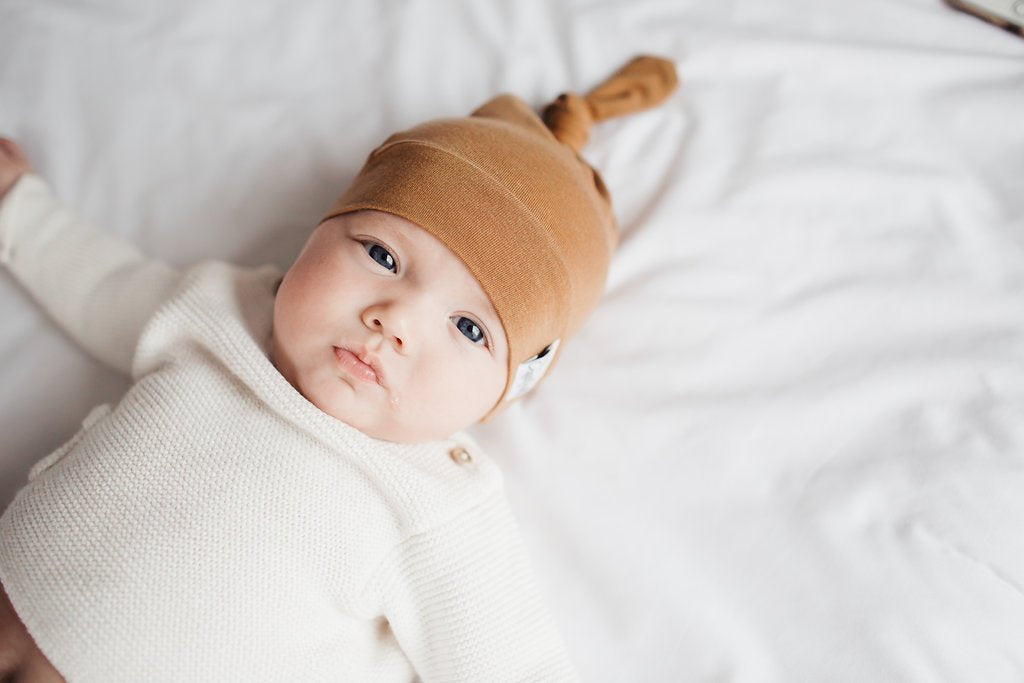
[0,175,577,682]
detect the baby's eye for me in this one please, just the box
[453,316,486,345]
[364,243,397,273]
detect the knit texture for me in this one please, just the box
[0,175,577,681]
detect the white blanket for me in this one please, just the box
[1,0,1022,680]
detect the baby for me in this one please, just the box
[0,56,677,681]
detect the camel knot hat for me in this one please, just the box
[322,55,678,417]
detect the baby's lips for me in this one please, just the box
[333,346,388,388]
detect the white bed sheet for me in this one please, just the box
[2,0,1023,680]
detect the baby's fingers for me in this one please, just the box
[0,137,33,202]
[0,137,29,164]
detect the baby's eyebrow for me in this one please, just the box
[350,212,407,239]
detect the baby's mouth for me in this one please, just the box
[333,346,386,388]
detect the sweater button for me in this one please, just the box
[449,447,473,465]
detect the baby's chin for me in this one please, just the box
[306,377,470,444]
[327,406,468,444]
[352,420,461,444]
[277,348,489,443]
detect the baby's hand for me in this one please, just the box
[0,137,33,203]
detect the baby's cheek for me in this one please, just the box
[277,282,328,345]
[441,368,497,430]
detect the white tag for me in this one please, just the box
[506,339,560,401]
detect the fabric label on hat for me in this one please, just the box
[506,339,560,401]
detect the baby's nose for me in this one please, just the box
[361,302,413,353]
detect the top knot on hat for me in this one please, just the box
[541,55,679,153]
[321,55,679,416]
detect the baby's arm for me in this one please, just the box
[0,137,180,375]
[373,494,578,681]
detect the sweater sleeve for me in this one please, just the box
[0,174,181,375]
[372,493,578,683]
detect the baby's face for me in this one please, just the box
[271,210,508,443]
